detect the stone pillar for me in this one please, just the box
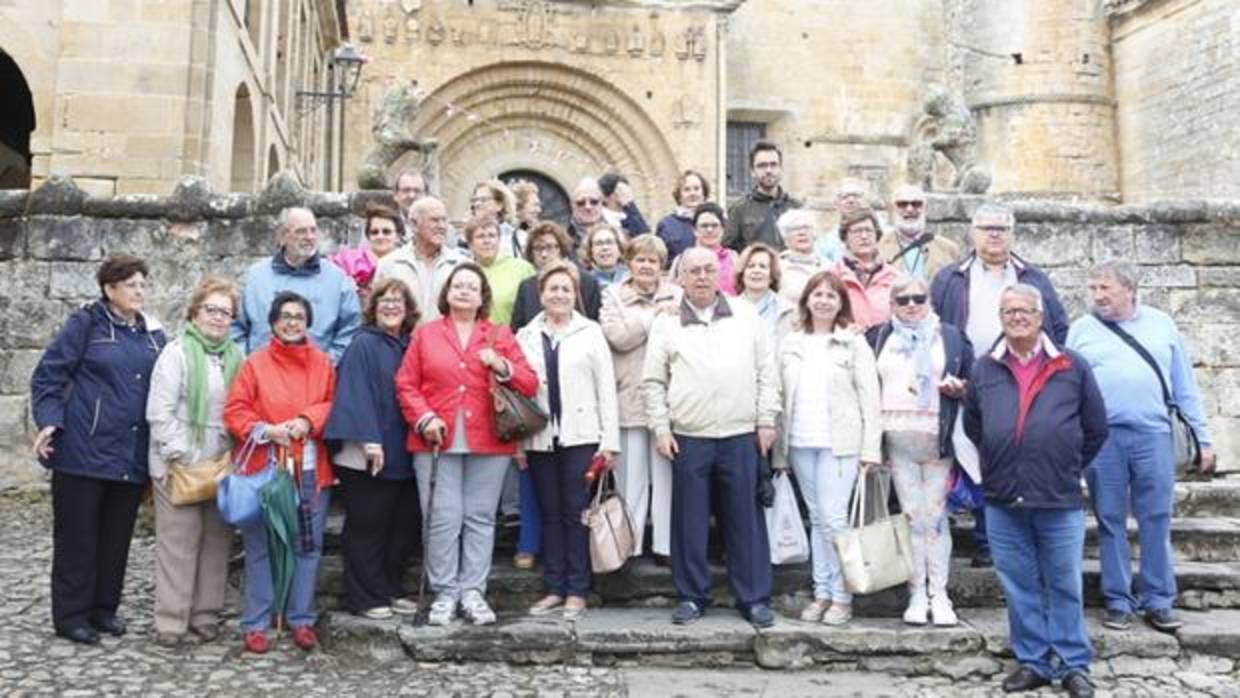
[959,0,1119,199]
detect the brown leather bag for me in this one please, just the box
[166,451,230,506]
[487,327,548,442]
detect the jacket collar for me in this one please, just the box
[359,323,410,350]
[532,310,592,338]
[749,187,789,204]
[272,248,321,277]
[679,294,733,326]
[617,278,678,307]
[955,251,1029,276]
[988,331,1061,362]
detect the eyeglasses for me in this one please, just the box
[574,198,601,207]
[976,225,1011,236]
[1001,307,1040,318]
[846,226,877,238]
[895,200,925,209]
[683,265,718,277]
[376,297,406,308]
[278,312,308,323]
[893,294,927,307]
[200,304,234,319]
[368,226,397,236]
[532,243,561,254]
[696,222,723,231]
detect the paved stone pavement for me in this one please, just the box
[1,489,1237,697]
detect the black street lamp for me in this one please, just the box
[296,43,367,108]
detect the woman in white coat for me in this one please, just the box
[517,261,621,620]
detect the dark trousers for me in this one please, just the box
[974,505,991,556]
[51,470,144,631]
[528,444,594,597]
[338,469,421,612]
[671,433,772,610]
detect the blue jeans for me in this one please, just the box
[1086,427,1177,613]
[517,467,542,556]
[528,444,594,596]
[241,473,331,632]
[987,505,1092,680]
[788,447,858,603]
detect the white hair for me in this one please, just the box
[1000,282,1044,313]
[776,209,816,239]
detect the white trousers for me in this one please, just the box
[615,427,673,556]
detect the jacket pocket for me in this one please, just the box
[89,398,102,436]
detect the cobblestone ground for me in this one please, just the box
[0,489,1231,697]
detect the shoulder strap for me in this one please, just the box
[889,233,934,264]
[1096,315,1173,407]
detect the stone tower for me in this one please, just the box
[957,0,1119,199]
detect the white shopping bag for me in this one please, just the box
[765,472,809,565]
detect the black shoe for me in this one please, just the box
[90,614,127,637]
[56,626,100,645]
[671,601,704,625]
[1001,666,1050,693]
[653,554,672,568]
[1062,671,1095,698]
[1145,608,1183,633]
[743,604,775,629]
[970,552,993,568]
[1102,608,1133,630]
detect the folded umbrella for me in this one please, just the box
[259,465,298,624]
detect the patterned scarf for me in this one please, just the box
[889,313,938,410]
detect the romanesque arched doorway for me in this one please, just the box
[0,49,34,189]
[500,169,570,229]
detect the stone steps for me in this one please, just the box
[321,606,1240,676]
[313,555,1240,613]
[951,516,1240,563]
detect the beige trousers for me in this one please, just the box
[152,478,232,635]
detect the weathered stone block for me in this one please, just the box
[25,176,87,215]
[256,171,308,214]
[100,219,164,258]
[0,218,24,260]
[1199,267,1240,287]
[0,190,26,217]
[1184,223,1240,265]
[1092,225,1135,262]
[204,217,279,258]
[1134,224,1181,263]
[578,608,753,657]
[166,176,213,222]
[0,298,73,349]
[49,261,101,300]
[1183,323,1240,367]
[1169,289,1240,326]
[1174,610,1240,658]
[308,192,351,218]
[26,216,102,261]
[1138,264,1197,288]
[0,349,40,394]
[206,193,250,218]
[82,194,169,218]
[0,395,30,452]
[1012,223,1090,268]
[396,616,573,664]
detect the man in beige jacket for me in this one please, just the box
[642,247,780,629]
[877,183,959,282]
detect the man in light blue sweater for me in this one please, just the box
[1067,261,1215,634]
[231,206,361,363]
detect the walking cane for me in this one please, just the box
[413,446,441,627]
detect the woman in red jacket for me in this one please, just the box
[396,263,538,627]
[224,291,336,654]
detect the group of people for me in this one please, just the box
[29,140,1216,698]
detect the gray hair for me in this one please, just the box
[408,196,443,224]
[889,275,929,301]
[1087,260,1138,291]
[999,282,1044,313]
[972,202,1015,229]
[776,209,816,239]
[275,206,313,236]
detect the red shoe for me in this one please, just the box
[243,630,269,654]
[291,625,318,650]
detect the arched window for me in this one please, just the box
[0,49,35,189]
[267,144,281,182]
[229,84,256,192]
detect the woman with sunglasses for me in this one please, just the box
[865,276,973,628]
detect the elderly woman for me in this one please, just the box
[599,234,681,564]
[579,224,631,290]
[395,263,538,626]
[655,170,710,267]
[331,203,405,306]
[467,216,536,327]
[517,262,621,619]
[776,209,826,304]
[830,208,900,329]
[224,291,336,654]
[867,277,972,627]
[471,179,522,258]
[325,278,421,621]
[670,202,739,295]
[511,179,542,233]
[511,221,603,329]
[775,271,881,626]
[30,255,167,645]
[735,242,796,353]
[145,275,243,647]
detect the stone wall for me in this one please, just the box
[1,175,1237,487]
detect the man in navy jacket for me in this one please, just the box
[963,283,1108,698]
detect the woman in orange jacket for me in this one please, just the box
[224,291,336,654]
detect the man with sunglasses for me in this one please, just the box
[567,178,607,255]
[877,183,959,281]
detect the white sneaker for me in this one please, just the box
[460,590,496,626]
[821,604,852,626]
[361,606,393,620]
[930,594,958,627]
[427,595,457,626]
[903,592,929,626]
[391,597,419,616]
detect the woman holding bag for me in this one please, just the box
[223,291,336,654]
[145,276,243,647]
[866,277,973,627]
[774,271,881,626]
[516,262,621,620]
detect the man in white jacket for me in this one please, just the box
[642,247,780,629]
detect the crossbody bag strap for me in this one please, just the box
[1096,316,1173,407]
[889,233,934,264]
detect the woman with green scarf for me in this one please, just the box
[145,276,244,647]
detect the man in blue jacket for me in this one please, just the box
[231,206,361,363]
[930,202,1069,568]
[1067,261,1215,634]
[964,283,1108,698]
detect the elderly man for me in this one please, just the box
[725,141,802,252]
[598,172,650,237]
[931,202,1069,567]
[567,178,606,252]
[375,196,469,325]
[392,168,428,218]
[232,206,361,363]
[877,183,959,281]
[1067,261,1215,633]
[813,178,866,262]
[642,247,779,629]
[964,283,1108,698]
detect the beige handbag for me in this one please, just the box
[582,472,635,574]
[832,465,915,595]
[167,451,231,506]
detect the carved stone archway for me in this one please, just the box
[409,61,679,221]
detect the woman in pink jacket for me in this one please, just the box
[830,208,900,330]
